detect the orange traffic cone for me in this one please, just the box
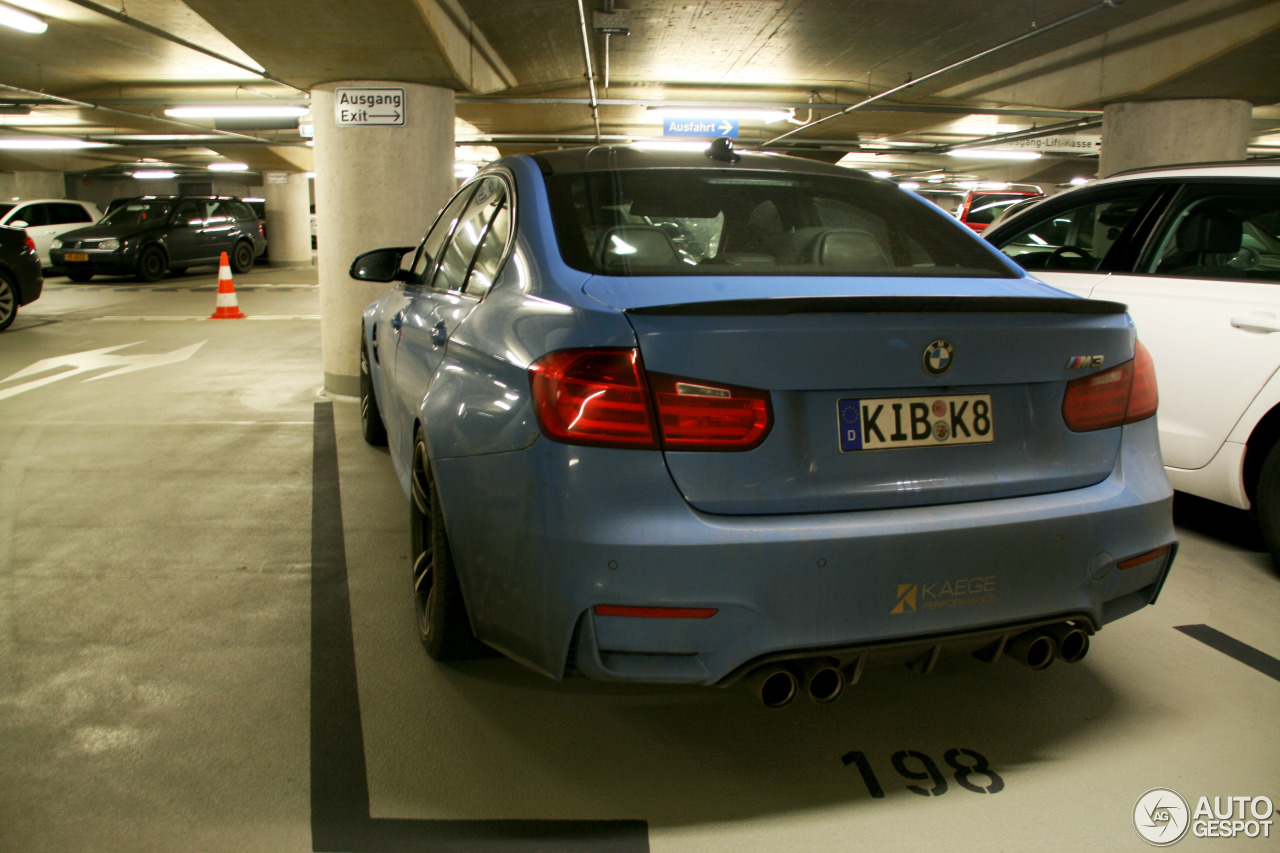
[209,251,246,319]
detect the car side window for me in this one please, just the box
[52,203,91,224]
[991,187,1156,272]
[174,201,203,223]
[16,204,51,227]
[431,177,507,293]
[1145,185,1280,282]
[463,187,512,298]
[407,186,477,286]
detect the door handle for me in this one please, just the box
[1231,315,1280,333]
[430,321,448,347]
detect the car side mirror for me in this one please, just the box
[10,220,27,229]
[349,246,416,283]
[178,216,201,226]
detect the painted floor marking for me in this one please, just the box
[309,402,650,852]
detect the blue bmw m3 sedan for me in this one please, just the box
[350,142,1176,707]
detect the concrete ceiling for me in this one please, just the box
[0,0,1277,188]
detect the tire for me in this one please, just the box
[66,270,94,282]
[1255,442,1280,571]
[230,240,254,274]
[0,273,16,332]
[359,336,387,446]
[410,426,476,660]
[135,246,167,282]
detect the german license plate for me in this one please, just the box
[838,393,993,451]
[65,253,89,262]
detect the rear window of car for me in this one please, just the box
[545,168,1016,278]
[100,202,173,226]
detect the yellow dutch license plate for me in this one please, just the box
[65,252,89,262]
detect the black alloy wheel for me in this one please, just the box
[409,426,476,660]
[0,274,16,331]
[135,245,167,282]
[359,337,387,446]
[230,240,255,274]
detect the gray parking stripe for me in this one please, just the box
[311,402,650,852]
[1175,624,1280,682]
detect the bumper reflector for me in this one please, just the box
[1117,545,1171,570]
[594,605,718,619]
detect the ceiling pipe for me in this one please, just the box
[0,83,281,145]
[574,0,602,143]
[61,0,305,93]
[760,0,1125,148]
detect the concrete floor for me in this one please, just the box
[1,265,1277,852]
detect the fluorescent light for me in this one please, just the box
[899,181,921,190]
[165,106,310,119]
[208,162,249,171]
[0,3,46,34]
[131,170,177,179]
[0,114,80,126]
[949,148,1042,161]
[0,138,103,150]
[99,134,223,142]
[868,170,893,179]
[647,107,793,124]
[1070,176,1092,185]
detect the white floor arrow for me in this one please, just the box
[0,340,206,402]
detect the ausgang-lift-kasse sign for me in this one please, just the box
[663,117,739,138]
[335,88,405,127]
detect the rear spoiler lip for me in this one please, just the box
[624,296,1128,316]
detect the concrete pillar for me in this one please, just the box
[261,173,312,266]
[1099,99,1251,178]
[312,81,455,396]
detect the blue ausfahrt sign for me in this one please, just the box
[663,117,739,138]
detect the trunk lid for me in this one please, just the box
[599,276,1135,515]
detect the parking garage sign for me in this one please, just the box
[334,88,405,126]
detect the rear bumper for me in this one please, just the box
[432,417,1176,685]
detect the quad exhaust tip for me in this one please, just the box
[747,622,1091,705]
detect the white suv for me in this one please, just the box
[986,162,1280,561]
[0,198,103,267]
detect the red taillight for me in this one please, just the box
[529,348,772,450]
[1062,341,1158,431]
[530,349,658,448]
[23,233,36,253]
[649,373,771,449]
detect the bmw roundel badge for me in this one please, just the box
[923,339,954,376]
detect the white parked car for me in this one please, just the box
[0,198,103,267]
[985,162,1280,561]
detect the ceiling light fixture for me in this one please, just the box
[0,138,103,150]
[647,107,793,125]
[208,162,249,171]
[165,106,310,119]
[0,2,47,34]
[948,148,1042,161]
[131,170,177,179]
